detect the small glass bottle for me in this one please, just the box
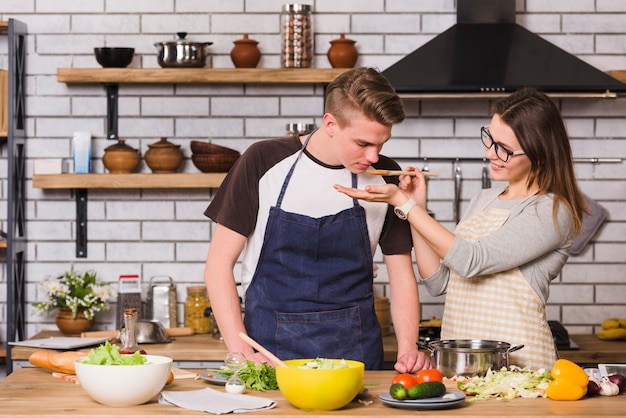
[281,4,313,68]
[119,308,146,354]
[184,286,211,334]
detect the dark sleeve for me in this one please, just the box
[372,156,413,255]
[203,136,301,237]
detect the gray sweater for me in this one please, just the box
[420,187,573,305]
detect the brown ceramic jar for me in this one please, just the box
[230,34,261,68]
[102,139,140,174]
[144,137,183,173]
[327,33,358,68]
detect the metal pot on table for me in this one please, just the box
[154,32,213,68]
[425,339,524,378]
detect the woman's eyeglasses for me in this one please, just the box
[481,127,526,162]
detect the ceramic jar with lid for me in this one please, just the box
[230,34,261,68]
[144,137,183,173]
[102,139,140,174]
[327,33,358,68]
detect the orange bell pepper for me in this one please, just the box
[546,359,588,401]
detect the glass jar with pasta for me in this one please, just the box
[184,285,211,333]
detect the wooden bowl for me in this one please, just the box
[190,141,240,157]
[191,153,240,173]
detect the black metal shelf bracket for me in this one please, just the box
[105,83,119,140]
[76,189,88,258]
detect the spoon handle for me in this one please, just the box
[238,332,288,368]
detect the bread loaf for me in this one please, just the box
[29,351,87,375]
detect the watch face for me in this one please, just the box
[394,207,407,220]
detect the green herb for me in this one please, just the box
[238,361,278,391]
[207,360,278,391]
[84,341,147,366]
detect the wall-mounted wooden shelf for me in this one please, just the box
[57,68,350,84]
[609,70,626,84]
[32,173,227,189]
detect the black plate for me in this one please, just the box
[379,390,466,410]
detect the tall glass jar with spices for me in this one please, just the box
[184,286,211,334]
[281,4,313,68]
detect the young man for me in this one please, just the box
[204,67,430,372]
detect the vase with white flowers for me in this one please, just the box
[33,270,117,335]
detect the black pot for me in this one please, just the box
[154,32,213,68]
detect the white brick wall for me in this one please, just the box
[1,1,626,338]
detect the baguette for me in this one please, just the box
[29,350,87,375]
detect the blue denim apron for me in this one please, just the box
[243,132,383,369]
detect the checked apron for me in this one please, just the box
[440,194,558,371]
[243,132,383,369]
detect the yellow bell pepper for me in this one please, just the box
[546,359,588,401]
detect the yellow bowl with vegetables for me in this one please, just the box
[276,358,364,411]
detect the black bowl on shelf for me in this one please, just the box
[94,47,135,68]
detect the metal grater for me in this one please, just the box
[116,274,143,329]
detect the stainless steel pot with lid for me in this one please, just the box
[426,339,524,378]
[154,32,213,68]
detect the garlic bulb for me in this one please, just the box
[598,377,620,396]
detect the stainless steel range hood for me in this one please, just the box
[383,0,626,99]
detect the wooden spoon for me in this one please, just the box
[238,332,287,368]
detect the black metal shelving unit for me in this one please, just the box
[3,18,27,375]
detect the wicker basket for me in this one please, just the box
[191,153,240,173]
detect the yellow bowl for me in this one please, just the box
[276,359,364,411]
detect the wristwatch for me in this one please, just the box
[394,198,416,220]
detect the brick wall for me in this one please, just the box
[1,0,625,338]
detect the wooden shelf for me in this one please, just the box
[32,173,227,189]
[57,67,350,84]
[609,70,626,83]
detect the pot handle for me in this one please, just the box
[416,341,435,353]
[507,344,524,354]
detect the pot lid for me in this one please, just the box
[330,34,356,45]
[233,34,259,45]
[148,137,180,149]
[104,139,138,152]
[156,32,213,47]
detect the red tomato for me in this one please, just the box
[415,369,443,384]
[391,373,417,389]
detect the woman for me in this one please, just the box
[335,87,587,370]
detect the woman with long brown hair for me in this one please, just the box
[335,87,587,370]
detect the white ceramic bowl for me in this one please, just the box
[74,355,173,406]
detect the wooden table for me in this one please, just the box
[1,367,625,417]
[10,331,626,370]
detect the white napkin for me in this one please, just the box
[159,387,276,415]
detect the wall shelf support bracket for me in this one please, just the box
[76,189,88,258]
[105,83,119,140]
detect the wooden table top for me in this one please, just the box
[10,331,626,366]
[1,367,625,417]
